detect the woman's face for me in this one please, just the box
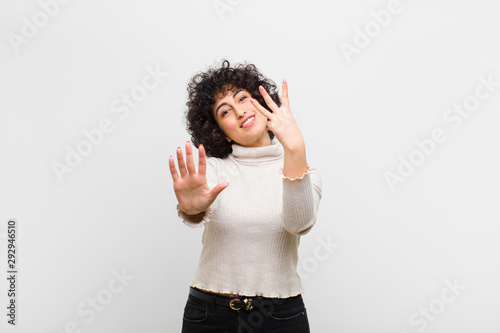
[212,86,271,147]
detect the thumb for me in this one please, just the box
[209,182,229,201]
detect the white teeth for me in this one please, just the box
[242,116,254,127]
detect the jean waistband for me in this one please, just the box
[188,287,296,311]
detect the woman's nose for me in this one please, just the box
[234,106,247,118]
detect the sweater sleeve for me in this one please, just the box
[177,157,218,228]
[279,165,322,236]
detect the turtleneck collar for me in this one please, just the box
[230,137,284,163]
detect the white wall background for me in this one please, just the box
[1,0,499,332]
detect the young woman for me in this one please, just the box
[169,59,322,332]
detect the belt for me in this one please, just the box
[189,287,286,311]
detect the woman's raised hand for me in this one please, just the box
[249,79,304,151]
[169,141,228,216]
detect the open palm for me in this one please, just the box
[169,141,228,215]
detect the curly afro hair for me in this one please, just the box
[184,59,281,159]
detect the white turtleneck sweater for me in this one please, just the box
[176,137,322,298]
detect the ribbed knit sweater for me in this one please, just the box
[176,137,322,298]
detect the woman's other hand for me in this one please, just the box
[169,141,228,215]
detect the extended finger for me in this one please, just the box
[258,85,280,112]
[176,146,188,177]
[282,79,289,109]
[250,98,273,120]
[168,155,180,182]
[185,141,196,175]
[198,144,206,176]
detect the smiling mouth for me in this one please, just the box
[241,115,256,128]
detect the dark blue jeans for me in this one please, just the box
[182,287,310,333]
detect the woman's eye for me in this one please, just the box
[240,96,247,102]
[222,109,229,116]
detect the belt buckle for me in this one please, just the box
[229,297,253,311]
